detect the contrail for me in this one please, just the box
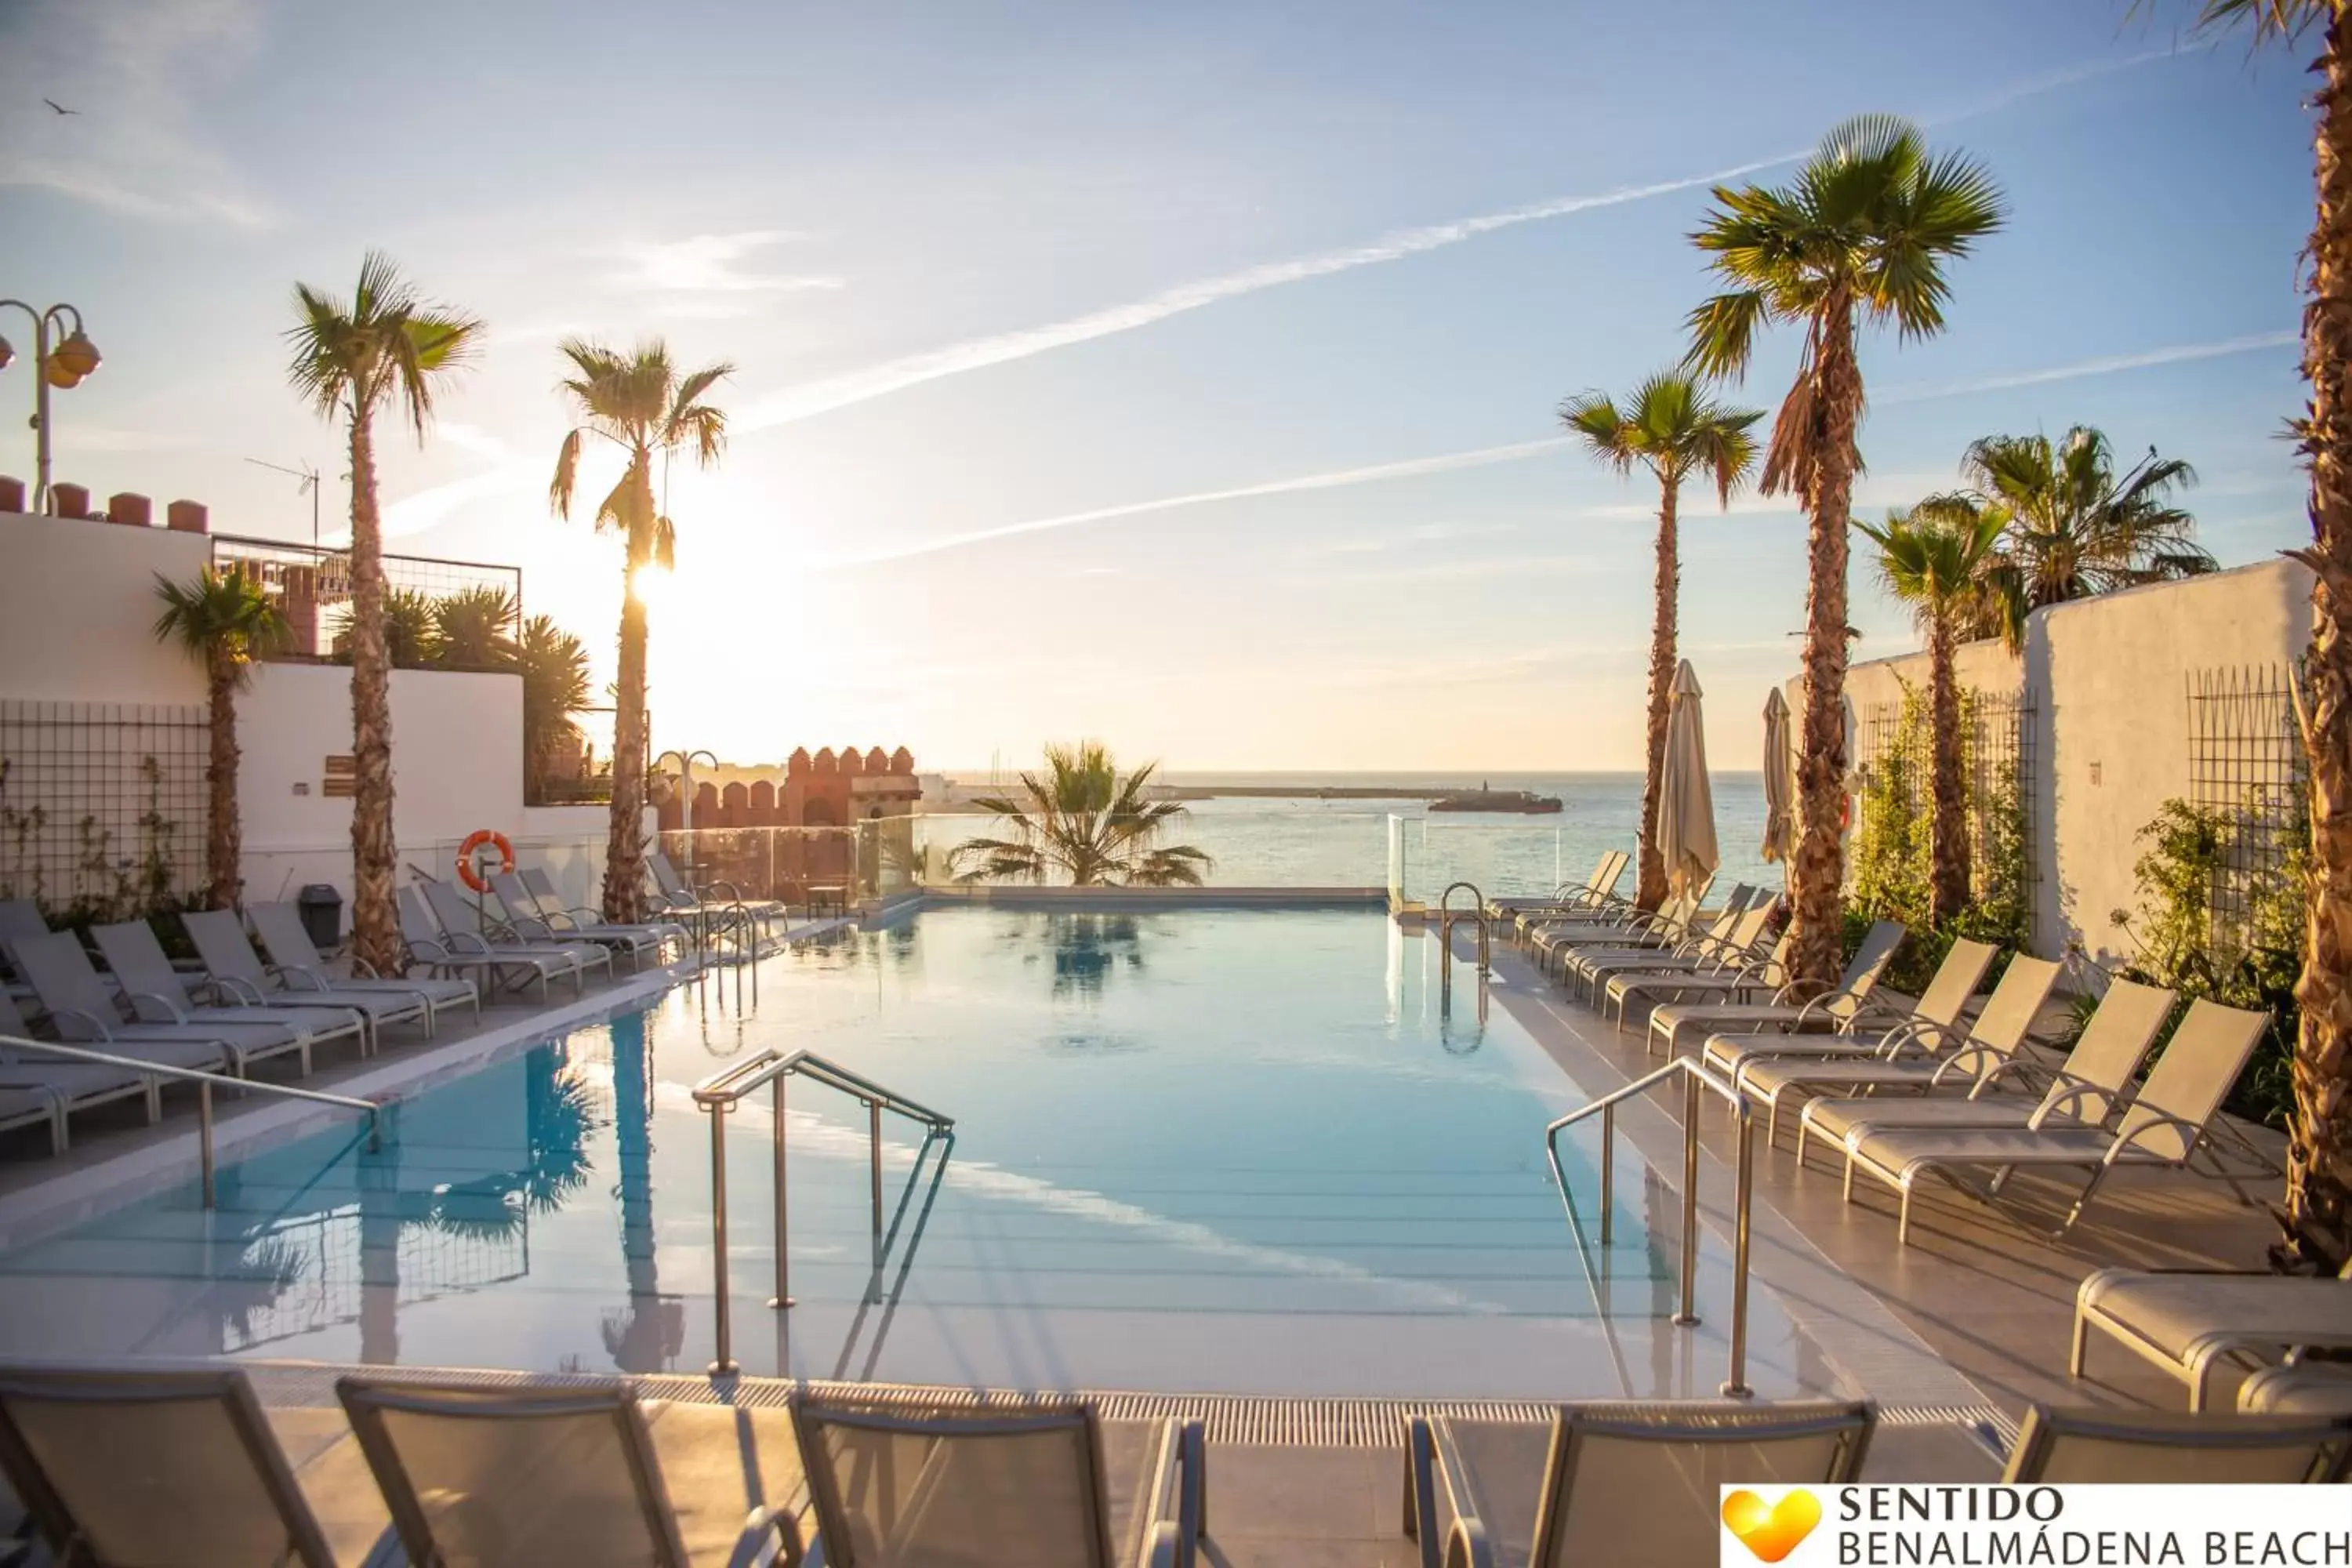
[1878,331,2297,404]
[735,157,1798,434]
[811,437,1576,568]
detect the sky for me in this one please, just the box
[0,0,2320,774]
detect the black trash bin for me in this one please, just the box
[297,884,343,950]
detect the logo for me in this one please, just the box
[1720,1488,1823,1563]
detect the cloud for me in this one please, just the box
[737,157,1800,434]
[812,437,1577,568]
[379,458,542,539]
[0,0,274,226]
[1929,42,2206,128]
[611,230,844,295]
[1878,331,2299,404]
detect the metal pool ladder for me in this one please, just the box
[691,1048,954,1375]
[1544,1055,1759,1398]
[1437,881,1490,977]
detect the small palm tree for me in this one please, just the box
[1686,114,2005,987]
[1562,372,1762,912]
[1857,503,2004,927]
[2187,0,2352,1271]
[550,339,731,922]
[153,568,288,909]
[517,615,592,803]
[286,253,483,975]
[1956,427,2212,649]
[329,587,438,669]
[948,743,1212,887]
[431,585,521,672]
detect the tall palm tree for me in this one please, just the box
[1957,427,2212,649]
[1562,372,1762,912]
[1857,503,2005,927]
[2190,0,2352,1272]
[550,339,731,923]
[287,254,483,975]
[1685,114,2005,987]
[152,568,288,910]
[948,742,1213,887]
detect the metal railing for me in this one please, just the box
[1438,880,1490,978]
[691,1048,954,1375]
[0,1033,382,1208]
[1544,1055,1758,1398]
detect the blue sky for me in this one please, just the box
[0,0,2316,771]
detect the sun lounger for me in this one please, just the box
[13,930,287,1078]
[0,985,153,1151]
[182,909,431,1049]
[1798,978,2177,1180]
[1702,936,1998,1083]
[1646,919,1907,1060]
[247,899,480,1027]
[2240,1364,2352,1417]
[397,885,576,1001]
[1566,902,1773,1008]
[2000,1403,2352,1483]
[1735,953,2060,1145]
[650,848,789,940]
[2073,1255,2352,1411]
[1530,883,1711,978]
[793,1389,1207,1567]
[93,919,364,1069]
[523,866,688,953]
[1604,927,1791,1030]
[0,1363,341,1568]
[0,898,45,953]
[421,876,612,986]
[494,869,670,971]
[1402,1401,1874,1568]
[1505,851,1632,938]
[339,1373,797,1568]
[1844,998,2270,1244]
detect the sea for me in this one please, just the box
[920,771,1776,901]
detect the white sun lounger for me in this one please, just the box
[1530,882,1712,978]
[1604,927,1791,1031]
[1844,998,2271,1245]
[1702,936,1999,1083]
[1999,1403,2352,1483]
[1797,978,2177,1181]
[1734,953,2061,1146]
[1402,1402,1874,1567]
[246,899,479,1027]
[0,1363,342,1568]
[182,909,431,1049]
[1567,902,1773,1009]
[2073,1256,2352,1411]
[1505,851,1632,938]
[2240,1363,2352,1417]
[92,919,364,1069]
[1646,919,1907,1060]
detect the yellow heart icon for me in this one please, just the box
[1721,1488,1823,1563]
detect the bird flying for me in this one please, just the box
[42,99,78,116]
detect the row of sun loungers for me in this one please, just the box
[0,1364,2344,1568]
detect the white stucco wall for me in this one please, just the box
[0,510,211,704]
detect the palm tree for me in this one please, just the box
[1857,503,2004,927]
[286,253,483,975]
[430,585,521,672]
[2189,0,2352,1272]
[550,339,731,923]
[517,615,593,804]
[1685,114,2005,987]
[947,742,1213,886]
[331,587,439,669]
[152,568,288,909]
[1957,428,2212,649]
[1562,372,1762,912]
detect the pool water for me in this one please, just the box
[0,908,1755,1396]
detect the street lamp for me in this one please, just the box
[655,749,720,881]
[0,301,102,515]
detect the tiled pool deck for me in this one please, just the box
[0,901,2293,1564]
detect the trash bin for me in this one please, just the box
[297,884,343,950]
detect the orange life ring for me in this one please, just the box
[1840,793,1854,833]
[456,829,515,893]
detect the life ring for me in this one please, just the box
[456,829,515,893]
[1841,793,1853,833]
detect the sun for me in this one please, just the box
[630,561,671,609]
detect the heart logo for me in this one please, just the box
[1721,1488,1823,1563]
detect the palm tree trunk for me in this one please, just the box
[205,655,241,911]
[1791,296,1860,990]
[1926,613,1969,928]
[1635,480,1679,913]
[2284,5,2352,1274]
[602,458,653,924]
[346,407,402,975]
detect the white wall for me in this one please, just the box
[0,510,210,703]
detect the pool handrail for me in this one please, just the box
[0,1032,382,1208]
[1544,1054,1759,1399]
[691,1048,953,1376]
[1437,880,1490,977]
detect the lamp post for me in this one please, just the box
[655,748,720,875]
[0,301,103,515]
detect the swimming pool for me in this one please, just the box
[0,906,1825,1397]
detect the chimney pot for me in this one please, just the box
[166,499,209,534]
[0,476,23,514]
[107,492,152,528]
[50,482,94,520]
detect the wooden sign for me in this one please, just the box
[321,776,356,798]
[324,755,356,777]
